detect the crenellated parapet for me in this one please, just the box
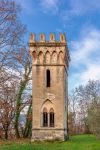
[29,33,66,45]
[29,33,70,67]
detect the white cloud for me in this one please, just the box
[14,0,35,15]
[81,64,100,82]
[41,0,58,7]
[69,28,100,90]
[70,0,100,14]
[39,0,59,14]
[14,0,60,15]
[62,0,100,21]
[71,28,100,66]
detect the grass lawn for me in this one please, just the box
[0,134,100,150]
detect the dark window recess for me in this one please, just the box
[50,112,54,127]
[46,70,50,87]
[43,112,48,127]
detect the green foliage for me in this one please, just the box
[0,135,100,150]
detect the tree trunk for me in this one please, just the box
[23,102,32,138]
[15,80,27,138]
[5,130,8,140]
[14,66,32,138]
[15,110,20,138]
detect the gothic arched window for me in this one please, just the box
[46,69,50,87]
[49,108,54,127]
[52,51,57,63]
[38,51,43,63]
[32,51,37,62]
[59,51,64,64]
[45,51,50,64]
[43,108,48,127]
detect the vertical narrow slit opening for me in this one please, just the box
[46,70,50,87]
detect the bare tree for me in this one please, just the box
[0,72,17,139]
[68,91,77,135]
[0,0,32,139]
[0,0,26,69]
[69,80,100,136]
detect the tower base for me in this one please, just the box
[31,128,67,141]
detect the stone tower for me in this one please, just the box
[29,33,70,141]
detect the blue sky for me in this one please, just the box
[14,0,100,91]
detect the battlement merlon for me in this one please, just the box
[29,33,67,47]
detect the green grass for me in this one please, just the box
[0,134,100,150]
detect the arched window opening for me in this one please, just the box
[46,70,50,87]
[38,51,43,63]
[32,51,37,62]
[43,108,48,127]
[59,51,64,64]
[52,51,57,63]
[45,51,50,64]
[49,108,54,127]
